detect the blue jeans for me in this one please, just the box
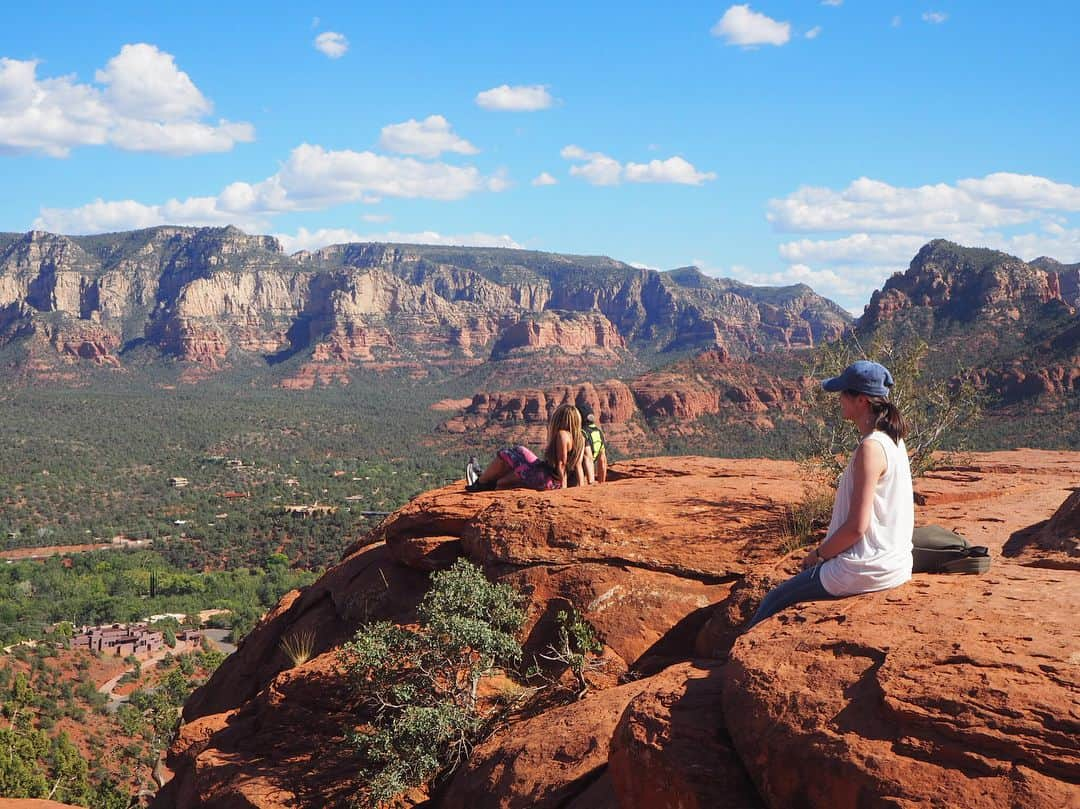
[745,564,836,630]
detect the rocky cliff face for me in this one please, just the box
[0,227,851,384]
[158,449,1080,808]
[1031,256,1080,308]
[859,240,1072,329]
[440,348,808,450]
[857,240,1080,409]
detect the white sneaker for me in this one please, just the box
[465,456,481,486]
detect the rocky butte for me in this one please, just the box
[154,449,1079,808]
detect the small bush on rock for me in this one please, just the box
[340,558,525,808]
[531,608,605,699]
[799,332,983,482]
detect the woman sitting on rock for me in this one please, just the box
[745,361,914,630]
[466,403,586,493]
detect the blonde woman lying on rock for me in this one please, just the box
[746,361,914,630]
[466,403,586,493]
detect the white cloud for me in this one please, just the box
[275,227,522,253]
[475,84,553,111]
[994,223,1080,265]
[378,115,478,158]
[822,0,843,5]
[891,15,902,27]
[956,173,1080,211]
[34,197,265,234]
[762,263,864,296]
[779,233,929,265]
[269,143,492,204]
[769,175,1048,234]
[922,12,948,24]
[0,45,253,157]
[563,145,715,187]
[486,169,513,193]
[314,32,349,58]
[34,141,507,233]
[744,262,896,313]
[109,119,255,154]
[695,258,870,309]
[805,26,823,39]
[768,173,1080,236]
[531,172,558,186]
[711,5,791,47]
[361,213,392,223]
[624,157,716,185]
[765,170,1080,311]
[95,43,210,121]
[569,152,624,186]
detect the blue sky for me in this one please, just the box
[2,1,1078,311]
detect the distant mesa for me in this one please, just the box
[0,225,850,385]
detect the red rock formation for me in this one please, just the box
[860,239,1069,331]
[161,450,1080,809]
[1003,487,1080,569]
[49,323,122,366]
[441,379,646,452]
[724,560,1079,808]
[608,662,762,809]
[312,322,396,362]
[441,348,806,455]
[441,680,651,809]
[629,374,722,420]
[971,362,1080,403]
[629,348,805,421]
[492,312,626,358]
[459,381,637,427]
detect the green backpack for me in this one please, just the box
[912,525,991,574]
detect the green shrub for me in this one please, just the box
[340,558,524,808]
[531,607,604,699]
[798,333,983,483]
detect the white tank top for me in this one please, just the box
[819,432,914,597]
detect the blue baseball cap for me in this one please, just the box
[821,360,894,397]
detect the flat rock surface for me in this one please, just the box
[457,456,803,580]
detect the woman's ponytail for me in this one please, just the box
[868,396,908,444]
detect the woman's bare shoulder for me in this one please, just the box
[854,434,888,473]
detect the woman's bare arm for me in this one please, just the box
[802,439,887,568]
[554,429,572,488]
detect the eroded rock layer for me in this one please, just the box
[0,227,850,383]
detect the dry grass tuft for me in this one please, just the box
[280,628,317,667]
[779,485,834,555]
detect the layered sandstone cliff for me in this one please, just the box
[0,227,851,383]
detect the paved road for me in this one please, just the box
[204,628,237,655]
